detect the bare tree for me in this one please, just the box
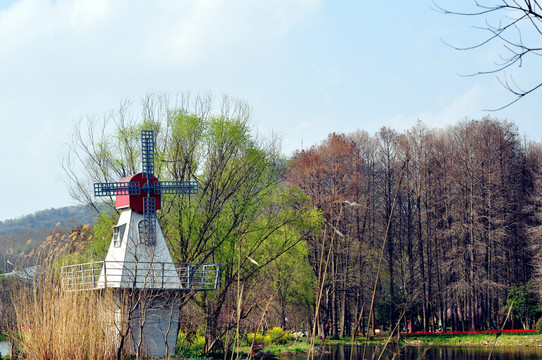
[434,0,542,109]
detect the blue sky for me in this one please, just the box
[1,0,540,221]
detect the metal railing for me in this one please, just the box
[61,261,220,291]
[61,261,103,291]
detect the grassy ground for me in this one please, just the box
[249,340,313,355]
[264,333,542,350]
[232,335,401,357]
[398,333,542,347]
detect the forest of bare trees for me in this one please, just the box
[288,117,542,335]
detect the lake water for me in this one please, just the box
[1,341,541,359]
[277,344,542,360]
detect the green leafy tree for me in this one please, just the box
[269,236,315,330]
[162,111,320,352]
[505,282,541,329]
[88,212,119,260]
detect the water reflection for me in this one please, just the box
[277,344,542,360]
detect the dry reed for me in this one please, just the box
[10,269,119,360]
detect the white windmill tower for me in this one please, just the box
[61,130,220,357]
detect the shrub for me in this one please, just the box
[264,327,293,345]
[246,331,265,345]
[246,327,295,351]
[266,327,283,343]
[536,318,542,333]
[177,331,206,355]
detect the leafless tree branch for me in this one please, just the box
[434,0,542,108]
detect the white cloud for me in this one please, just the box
[0,0,53,54]
[418,85,486,125]
[310,64,342,105]
[68,0,111,30]
[293,121,311,132]
[0,0,323,74]
[385,85,488,133]
[0,0,112,52]
[24,119,54,162]
[142,0,322,67]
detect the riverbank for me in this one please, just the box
[238,334,530,358]
[235,334,542,360]
[321,332,542,348]
[399,333,542,347]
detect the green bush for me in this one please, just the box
[266,327,294,345]
[177,331,206,355]
[247,327,293,346]
[246,332,265,345]
[536,317,542,333]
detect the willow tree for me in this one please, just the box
[62,93,319,353]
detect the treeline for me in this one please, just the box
[287,118,542,335]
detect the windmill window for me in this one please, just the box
[138,219,156,246]
[138,220,145,244]
[113,224,126,248]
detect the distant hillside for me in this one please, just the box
[0,206,99,271]
[0,205,98,236]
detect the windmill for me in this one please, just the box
[61,130,220,356]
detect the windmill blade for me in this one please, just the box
[94,182,141,197]
[141,130,155,178]
[143,196,157,245]
[155,181,199,195]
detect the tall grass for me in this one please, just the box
[10,269,119,360]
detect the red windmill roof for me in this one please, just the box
[116,173,161,213]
